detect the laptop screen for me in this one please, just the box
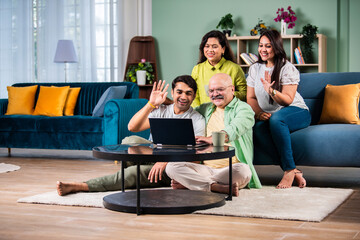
[149,118,197,146]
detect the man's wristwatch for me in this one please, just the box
[271,88,277,97]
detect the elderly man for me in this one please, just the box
[166,73,262,196]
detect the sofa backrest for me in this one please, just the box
[12,82,139,116]
[298,72,360,124]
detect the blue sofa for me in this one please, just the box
[253,72,360,167]
[0,82,150,151]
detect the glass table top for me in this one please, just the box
[93,144,235,162]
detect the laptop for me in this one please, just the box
[149,118,208,148]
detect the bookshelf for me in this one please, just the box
[227,34,327,73]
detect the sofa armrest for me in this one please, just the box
[103,98,150,145]
[0,99,8,116]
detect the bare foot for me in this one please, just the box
[276,170,296,189]
[211,182,239,197]
[294,169,306,188]
[170,179,188,189]
[56,181,89,196]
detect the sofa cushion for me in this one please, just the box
[36,116,104,133]
[33,86,70,117]
[0,115,42,131]
[6,85,38,115]
[2,131,104,150]
[319,83,360,124]
[64,87,81,116]
[0,115,103,133]
[92,86,127,117]
[291,124,360,167]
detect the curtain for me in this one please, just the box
[0,0,33,98]
[0,0,152,98]
[119,0,152,82]
[36,0,65,83]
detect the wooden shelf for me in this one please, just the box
[228,34,327,73]
[124,36,158,99]
[138,85,153,99]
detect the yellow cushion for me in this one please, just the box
[33,86,70,117]
[5,85,38,115]
[63,87,81,116]
[319,83,360,124]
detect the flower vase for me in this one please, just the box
[136,70,147,85]
[280,19,287,35]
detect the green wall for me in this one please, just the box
[349,0,360,72]
[153,0,360,85]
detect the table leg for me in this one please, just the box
[121,161,125,192]
[226,157,232,201]
[136,162,141,215]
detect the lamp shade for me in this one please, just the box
[54,40,78,63]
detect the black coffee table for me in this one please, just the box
[93,144,235,215]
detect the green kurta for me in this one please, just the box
[191,57,246,107]
[196,97,262,189]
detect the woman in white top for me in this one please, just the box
[246,29,311,189]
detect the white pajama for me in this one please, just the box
[165,162,252,192]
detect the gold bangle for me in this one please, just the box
[148,102,156,109]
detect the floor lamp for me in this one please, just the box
[54,40,78,82]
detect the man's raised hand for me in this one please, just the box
[149,80,169,108]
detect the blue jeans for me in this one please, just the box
[255,106,311,171]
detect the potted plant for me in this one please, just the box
[216,13,235,36]
[250,19,269,36]
[300,24,318,63]
[125,59,154,85]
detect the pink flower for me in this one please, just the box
[141,58,146,63]
[274,5,296,29]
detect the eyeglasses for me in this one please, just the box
[208,86,231,95]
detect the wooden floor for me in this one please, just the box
[1,148,359,240]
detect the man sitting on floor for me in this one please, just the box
[166,73,262,196]
[57,75,205,195]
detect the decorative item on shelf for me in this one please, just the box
[54,40,78,82]
[294,47,305,64]
[125,58,154,85]
[274,6,297,35]
[136,70,147,85]
[300,24,319,63]
[250,19,269,36]
[240,53,258,65]
[216,13,235,37]
[281,20,287,35]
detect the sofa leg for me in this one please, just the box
[8,148,11,157]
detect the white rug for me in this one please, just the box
[17,186,353,222]
[0,163,20,173]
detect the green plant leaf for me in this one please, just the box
[300,24,318,63]
[216,13,234,30]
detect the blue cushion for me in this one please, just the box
[92,86,127,117]
[36,116,104,133]
[0,115,103,133]
[0,115,43,131]
[291,124,360,167]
